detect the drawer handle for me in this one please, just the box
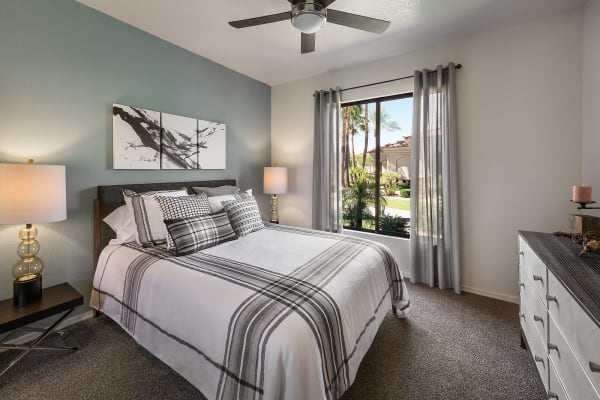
[533,275,544,283]
[548,392,559,399]
[546,294,558,303]
[590,361,600,373]
[533,315,544,324]
[548,343,558,353]
[519,251,524,256]
[519,313,525,319]
[518,281,525,288]
[534,355,544,365]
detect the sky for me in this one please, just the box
[350,97,413,153]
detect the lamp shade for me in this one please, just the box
[0,162,67,224]
[264,167,288,195]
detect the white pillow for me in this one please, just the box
[103,205,137,243]
[192,185,240,197]
[208,189,253,212]
[123,188,188,246]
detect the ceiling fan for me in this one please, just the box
[228,0,391,54]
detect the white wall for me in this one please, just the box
[272,11,583,303]
[583,0,600,217]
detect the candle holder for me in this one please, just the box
[571,200,600,210]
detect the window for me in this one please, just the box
[341,93,412,237]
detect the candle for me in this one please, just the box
[573,185,592,203]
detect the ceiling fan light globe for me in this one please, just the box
[292,2,326,34]
[293,13,326,34]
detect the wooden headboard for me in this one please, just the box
[93,179,237,266]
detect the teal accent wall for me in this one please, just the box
[0,0,271,303]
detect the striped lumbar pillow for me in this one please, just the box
[164,211,237,256]
[123,188,188,246]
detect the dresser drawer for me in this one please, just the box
[548,358,569,400]
[519,282,547,344]
[548,315,600,400]
[521,300,548,390]
[519,238,547,306]
[548,270,600,394]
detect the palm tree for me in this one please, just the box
[360,106,401,169]
[343,167,387,229]
[361,103,370,169]
[378,107,402,136]
[341,105,364,186]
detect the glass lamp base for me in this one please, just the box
[270,194,279,224]
[13,275,42,307]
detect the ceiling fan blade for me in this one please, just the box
[326,9,390,34]
[301,33,316,54]
[229,11,291,28]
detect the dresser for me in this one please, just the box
[519,231,600,400]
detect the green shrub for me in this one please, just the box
[399,188,410,198]
[379,215,409,233]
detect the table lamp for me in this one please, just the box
[264,167,288,224]
[0,160,66,306]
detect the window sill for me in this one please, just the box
[343,228,410,242]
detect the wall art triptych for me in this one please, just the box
[112,103,226,170]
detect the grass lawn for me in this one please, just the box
[383,196,410,211]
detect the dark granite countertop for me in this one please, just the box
[519,231,600,328]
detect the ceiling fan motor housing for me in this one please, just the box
[292,2,327,34]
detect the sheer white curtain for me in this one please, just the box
[312,88,343,232]
[410,63,461,293]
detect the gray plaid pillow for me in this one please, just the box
[222,196,264,237]
[155,194,211,250]
[164,211,237,256]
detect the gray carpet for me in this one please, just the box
[0,283,545,399]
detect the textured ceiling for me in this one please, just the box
[77,0,585,85]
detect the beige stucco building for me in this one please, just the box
[369,136,411,181]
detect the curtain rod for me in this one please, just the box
[314,63,462,96]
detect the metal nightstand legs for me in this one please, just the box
[0,308,79,377]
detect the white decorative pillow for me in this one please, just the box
[103,205,137,243]
[192,185,240,197]
[208,189,253,213]
[155,194,212,250]
[222,195,264,237]
[123,188,188,246]
[164,211,237,256]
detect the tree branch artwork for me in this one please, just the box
[112,103,226,170]
[113,105,161,169]
[197,119,226,169]
[161,112,198,170]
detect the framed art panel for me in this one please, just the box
[198,119,226,169]
[112,104,161,169]
[112,103,226,170]
[161,112,198,169]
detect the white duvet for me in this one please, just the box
[91,224,409,400]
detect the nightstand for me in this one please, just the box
[0,282,83,377]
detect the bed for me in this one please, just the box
[90,180,409,400]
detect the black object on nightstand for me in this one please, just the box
[0,283,83,377]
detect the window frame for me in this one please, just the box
[341,92,413,239]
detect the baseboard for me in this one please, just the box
[461,285,519,304]
[1,309,95,347]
